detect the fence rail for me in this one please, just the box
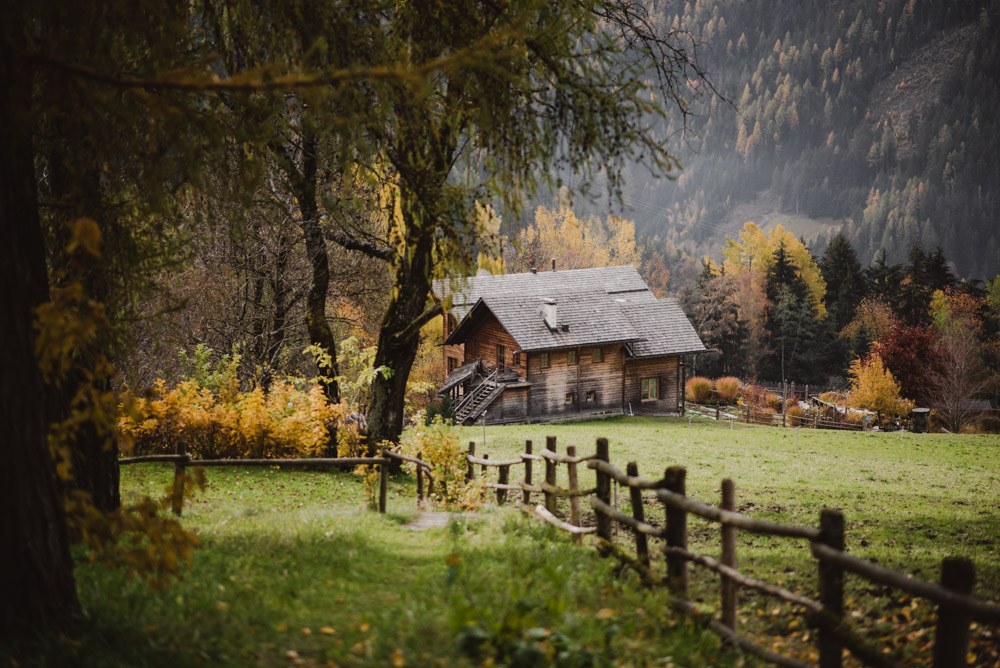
[461,436,1000,668]
[688,402,868,431]
[118,444,438,515]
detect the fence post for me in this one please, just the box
[416,453,424,502]
[663,466,688,596]
[814,412,820,429]
[746,405,751,423]
[497,465,509,506]
[626,462,650,570]
[378,447,389,514]
[595,438,611,547]
[715,405,720,420]
[933,557,976,668]
[522,440,533,506]
[544,436,557,516]
[567,445,582,544]
[818,508,845,668]
[721,478,737,631]
[171,440,187,516]
[466,442,476,482]
[481,453,489,479]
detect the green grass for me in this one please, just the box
[7,416,997,666]
[4,462,750,667]
[456,415,1000,664]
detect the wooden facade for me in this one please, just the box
[524,346,626,419]
[443,323,683,423]
[623,356,680,415]
[434,266,705,425]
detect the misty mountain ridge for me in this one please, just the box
[606,0,1000,280]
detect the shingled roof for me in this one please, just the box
[436,266,706,356]
[433,266,650,321]
[620,298,707,357]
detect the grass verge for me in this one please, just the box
[4,463,751,667]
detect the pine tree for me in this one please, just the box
[820,232,866,332]
[865,249,904,312]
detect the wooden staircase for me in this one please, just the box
[453,371,504,425]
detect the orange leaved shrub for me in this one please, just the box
[685,376,713,403]
[785,406,807,426]
[714,377,741,404]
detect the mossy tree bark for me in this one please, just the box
[0,29,80,637]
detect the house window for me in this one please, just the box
[565,392,574,404]
[496,344,506,372]
[587,390,595,402]
[568,349,578,365]
[540,352,550,369]
[592,347,603,363]
[513,351,521,366]
[448,357,459,373]
[641,378,659,401]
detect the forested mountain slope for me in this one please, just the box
[620,0,1000,279]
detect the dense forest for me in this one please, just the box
[599,0,1000,280]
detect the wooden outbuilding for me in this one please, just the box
[432,265,706,425]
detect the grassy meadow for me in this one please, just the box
[7,461,746,667]
[456,416,1000,664]
[5,415,998,666]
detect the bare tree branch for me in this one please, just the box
[324,227,392,261]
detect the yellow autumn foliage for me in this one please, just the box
[119,378,342,459]
[400,414,485,510]
[37,218,201,589]
[848,353,915,418]
[723,222,827,319]
[512,205,642,272]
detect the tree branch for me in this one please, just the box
[26,24,524,94]
[324,228,393,261]
[392,303,443,343]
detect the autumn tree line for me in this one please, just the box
[1,0,713,638]
[682,222,1000,430]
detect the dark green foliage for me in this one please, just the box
[866,249,905,311]
[820,232,866,332]
[425,394,455,426]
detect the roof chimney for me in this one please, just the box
[551,258,556,272]
[530,267,537,274]
[537,297,557,330]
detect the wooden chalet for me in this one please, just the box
[432,265,706,425]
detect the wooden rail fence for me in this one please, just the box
[119,443,435,515]
[462,436,1000,668]
[687,403,866,431]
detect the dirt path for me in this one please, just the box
[404,511,479,531]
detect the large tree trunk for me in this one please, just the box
[296,132,340,454]
[45,105,121,512]
[0,31,80,636]
[300,134,340,400]
[367,217,437,451]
